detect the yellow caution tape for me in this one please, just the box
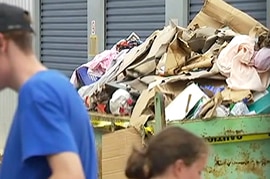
[205,133,270,145]
[91,115,270,145]
[91,119,130,128]
[90,118,155,135]
[144,126,154,135]
[91,120,112,128]
[91,117,270,145]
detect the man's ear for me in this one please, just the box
[0,33,8,53]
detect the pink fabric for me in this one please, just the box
[253,47,270,73]
[217,35,270,92]
[70,49,118,87]
[87,49,118,77]
[217,35,255,77]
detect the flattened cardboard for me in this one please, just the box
[146,25,177,60]
[188,11,223,30]
[154,80,189,107]
[102,128,143,179]
[102,172,125,179]
[130,75,227,129]
[181,53,213,71]
[130,79,189,131]
[164,32,191,75]
[189,0,267,35]
[126,25,177,77]
[148,69,224,91]
[221,88,253,103]
[114,31,158,80]
[130,89,156,131]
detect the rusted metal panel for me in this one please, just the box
[165,117,270,178]
[167,115,270,137]
[204,140,270,179]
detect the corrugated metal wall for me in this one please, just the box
[40,0,88,77]
[189,0,267,25]
[105,0,166,49]
[0,0,35,150]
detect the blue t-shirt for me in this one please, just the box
[0,70,98,179]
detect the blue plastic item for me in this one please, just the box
[76,66,100,86]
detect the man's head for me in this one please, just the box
[0,3,34,89]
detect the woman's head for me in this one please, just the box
[125,126,208,179]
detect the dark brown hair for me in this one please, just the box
[125,126,208,179]
[3,12,33,53]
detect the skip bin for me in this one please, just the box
[152,93,270,179]
[90,95,270,179]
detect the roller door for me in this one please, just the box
[105,0,166,49]
[40,0,88,77]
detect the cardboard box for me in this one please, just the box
[101,128,143,179]
[188,0,267,35]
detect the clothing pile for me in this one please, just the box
[70,32,142,116]
[70,0,270,130]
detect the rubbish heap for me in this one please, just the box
[70,0,270,131]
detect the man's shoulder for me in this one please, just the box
[19,70,77,102]
[28,70,69,88]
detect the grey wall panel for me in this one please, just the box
[189,0,267,25]
[40,0,88,77]
[105,0,165,49]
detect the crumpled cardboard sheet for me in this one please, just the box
[197,88,254,120]
[149,65,225,90]
[181,53,214,71]
[130,77,227,130]
[198,92,223,120]
[114,30,159,80]
[126,24,177,78]
[221,88,253,104]
[130,79,190,131]
[188,0,268,35]
[130,89,156,132]
[186,27,217,53]
[159,31,192,75]
[129,79,225,129]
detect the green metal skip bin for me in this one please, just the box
[151,93,270,179]
[166,115,270,179]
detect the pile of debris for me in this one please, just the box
[70,0,270,130]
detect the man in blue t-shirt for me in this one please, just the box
[0,3,98,179]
